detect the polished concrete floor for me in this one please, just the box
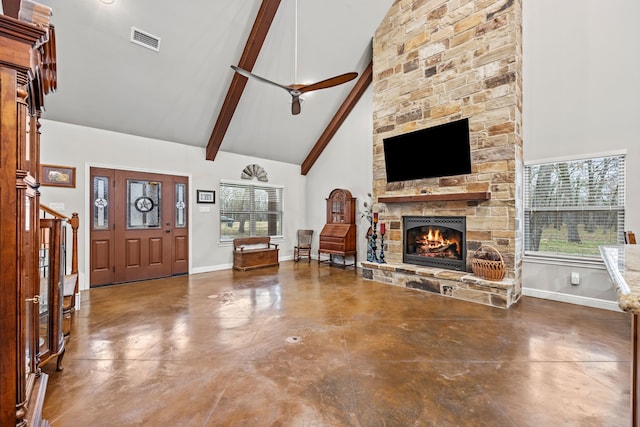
[42,261,632,426]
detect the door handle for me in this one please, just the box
[165,229,171,233]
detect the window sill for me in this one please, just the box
[524,252,606,269]
[219,236,285,246]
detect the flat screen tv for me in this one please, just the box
[383,118,472,183]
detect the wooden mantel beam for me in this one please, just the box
[205,0,281,161]
[301,60,373,175]
[378,192,491,203]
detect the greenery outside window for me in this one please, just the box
[219,180,283,241]
[524,152,625,258]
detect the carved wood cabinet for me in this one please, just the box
[0,13,57,427]
[318,188,357,267]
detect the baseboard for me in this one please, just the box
[190,256,318,274]
[191,263,233,274]
[522,287,622,312]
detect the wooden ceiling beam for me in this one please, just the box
[300,60,373,175]
[205,0,281,161]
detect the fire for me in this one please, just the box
[416,227,449,248]
[427,228,442,243]
[414,227,461,258]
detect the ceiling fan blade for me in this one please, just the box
[299,72,358,93]
[230,65,293,94]
[231,65,354,115]
[291,96,301,115]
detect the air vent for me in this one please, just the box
[130,27,160,52]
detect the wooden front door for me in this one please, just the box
[90,168,189,287]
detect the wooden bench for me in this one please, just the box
[233,237,279,271]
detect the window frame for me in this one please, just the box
[523,150,626,260]
[218,179,284,243]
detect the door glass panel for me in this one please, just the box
[127,179,161,229]
[38,227,50,356]
[175,183,186,228]
[25,196,30,231]
[332,201,344,223]
[25,115,30,162]
[93,176,110,230]
[25,196,32,376]
[25,295,32,376]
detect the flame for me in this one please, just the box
[416,227,448,247]
[415,227,461,255]
[427,228,442,243]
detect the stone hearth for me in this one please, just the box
[362,261,517,309]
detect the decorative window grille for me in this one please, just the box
[524,152,626,258]
[219,180,283,241]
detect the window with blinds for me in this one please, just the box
[524,152,626,258]
[219,180,283,241]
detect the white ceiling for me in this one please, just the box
[36,0,394,166]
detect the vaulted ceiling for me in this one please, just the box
[30,0,394,171]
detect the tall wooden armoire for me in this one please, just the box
[318,188,357,267]
[0,11,57,427]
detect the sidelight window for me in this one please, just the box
[93,176,110,230]
[175,183,187,228]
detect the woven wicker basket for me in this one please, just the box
[472,245,505,281]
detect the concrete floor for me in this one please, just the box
[42,261,632,426]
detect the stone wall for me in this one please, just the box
[371,0,523,295]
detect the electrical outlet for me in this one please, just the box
[570,272,580,285]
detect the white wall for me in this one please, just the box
[39,120,306,290]
[522,0,640,307]
[523,0,640,226]
[305,86,375,264]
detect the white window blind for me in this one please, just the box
[524,153,625,257]
[219,181,283,241]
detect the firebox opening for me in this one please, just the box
[406,226,462,260]
[403,216,467,271]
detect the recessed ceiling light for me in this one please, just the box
[98,0,114,4]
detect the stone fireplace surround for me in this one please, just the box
[364,0,524,309]
[360,198,521,310]
[361,195,518,310]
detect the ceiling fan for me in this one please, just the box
[230,0,358,115]
[230,66,357,115]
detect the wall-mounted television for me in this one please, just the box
[383,118,472,183]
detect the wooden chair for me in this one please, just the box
[294,229,313,262]
[625,231,637,244]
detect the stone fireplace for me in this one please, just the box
[362,0,524,309]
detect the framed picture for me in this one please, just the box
[197,190,215,204]
[41,164,76,188]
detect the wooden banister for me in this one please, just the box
[40,205,80,307]
[40,207,81,337]
[40,204,79,277]
[40,204,68,219]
